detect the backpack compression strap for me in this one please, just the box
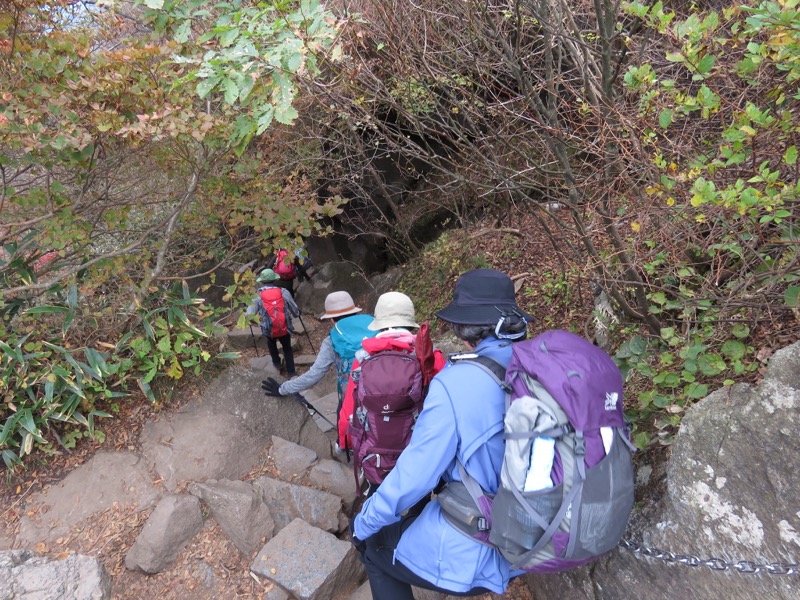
[446,354,509,540]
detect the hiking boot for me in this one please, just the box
[279,359,287,374]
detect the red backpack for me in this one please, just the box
[273,249,297,280]
[258,287,289,338]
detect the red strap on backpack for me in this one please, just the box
[415,322,437,387]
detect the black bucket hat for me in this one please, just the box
[435,269,533,325]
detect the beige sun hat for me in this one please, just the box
[319,291,362,319]
[368,291,419,331]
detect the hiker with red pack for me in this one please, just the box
[339,292,446,498]
[248,268,300,376]
[264,248,308,297]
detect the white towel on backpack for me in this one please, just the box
[502,395,559,492]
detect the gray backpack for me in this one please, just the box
[437,330,635,572]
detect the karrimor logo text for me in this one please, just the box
[604,392,618,411]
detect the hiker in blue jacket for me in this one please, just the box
[261,291,376,427]
[350,269,532,599]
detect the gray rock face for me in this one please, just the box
[188,479,274,557]
[0,549,111,600]
[250,518,364,600]
[270,436,318,481]
[294,262,374,318]
[524,340,800,600]
[140,364,332,490]
[16,452,160,546]
[308,459,358,511]
[254,477,343,534]
[124,494,204,574]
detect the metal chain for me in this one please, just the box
[620,539,800,576]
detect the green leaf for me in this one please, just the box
[84,347,109,377]
[223,78,239,105]
[731,323,750,339]
[175,20,192,44]
[785,145,798,166]
[629,335,648,356]
[169,307,208,337]
[255,105,274,134]
[157,335,172,353]
[633,431,651,450]
[274,104,299,125]
[285,51,304,72]
[24,305,71,315]
[721,340,746,360]
[658,109,673,128]
[218,27,240,48]
[698,353,726,376]
[67,285,78,309]
[653,395,672,408]
[696,54,715,74]
[141,318,155,340]
[196,76,221,100]
[786,285,800,308]
[685,382,709,399]
[144,0,164,8]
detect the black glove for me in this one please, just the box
[349,517,366,554]
[261,377,282,397]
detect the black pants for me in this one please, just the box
[359,513,492,600]
[274,277,295,297]
[266,334,295,376]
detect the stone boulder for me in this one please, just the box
[250,518,364,600]
[16,452,160,546]
[125,494,204,574]
[308,459,358,512]
[254,477,343,534]
[0,549,111,600]
[140,364,332,491]
[188,479,274,557]
[270,436,318,481]
[524,340,800,600]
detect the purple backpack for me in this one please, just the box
[438,330,635,573]
[348,349,425,489]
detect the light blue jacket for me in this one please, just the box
[354,337,514,594]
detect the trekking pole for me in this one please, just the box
[248,323,260,357]
[296,314,316,354]
[293,393,335,428]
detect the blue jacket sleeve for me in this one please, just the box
[354,377,458,540]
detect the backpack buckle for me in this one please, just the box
[573,434,586,457]
[477,517,489,532]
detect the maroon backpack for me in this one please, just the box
[348,347,425,489]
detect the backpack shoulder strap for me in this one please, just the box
[450,353,508,389]
[442,353,510,538]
